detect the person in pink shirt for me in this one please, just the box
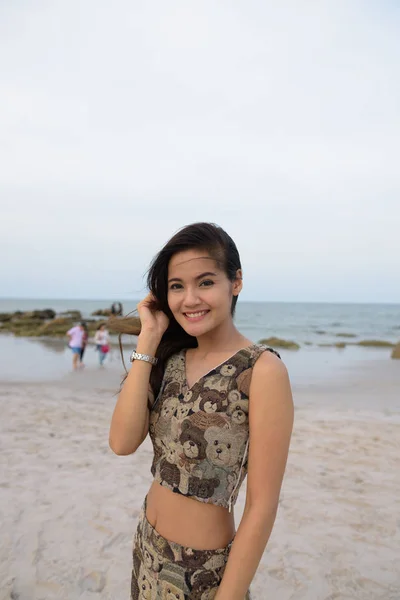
[66,323,85,371]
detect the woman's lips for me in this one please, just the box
[183,310,210,323]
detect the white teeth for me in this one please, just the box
[185,311,208,318]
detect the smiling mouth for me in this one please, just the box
[183,310,210,321]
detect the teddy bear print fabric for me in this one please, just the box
[148,344,280,510]
[131,498,252,600]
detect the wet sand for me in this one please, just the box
[0,363,399,600]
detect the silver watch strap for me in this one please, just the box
[129,351,158,366]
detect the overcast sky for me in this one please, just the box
[1,1,399,303]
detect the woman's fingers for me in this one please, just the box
[137,292,156,309]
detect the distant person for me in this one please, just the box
[79,322,89,368]
[66,323,84,371]
[94,323,110,367]
[111,301,123,316]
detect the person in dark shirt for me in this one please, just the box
[79,322,89,368]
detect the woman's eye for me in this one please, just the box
[200,279,214,287]
[170,283,183,290]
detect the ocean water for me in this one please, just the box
[0,297,399,345]
[0,298,399,385]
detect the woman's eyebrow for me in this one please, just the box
[168,271,217,283]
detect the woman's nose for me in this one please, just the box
[182,286,201,306]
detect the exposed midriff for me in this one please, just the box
[146,480,236,550]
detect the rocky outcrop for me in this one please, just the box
[92,303,123,317]
[0,312,14,322]
[335,333,357,338]
[355,340,395,348]
[60,310,82,320]
[38,318,74,336]
[0,310,105,338]
[0,309,56,322]
[391,343,400,359]
[259,337,300,350]
[107,316,141,336]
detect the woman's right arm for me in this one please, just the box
[108,333,160,455]
[108,293,169,456]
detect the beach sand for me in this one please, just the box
[0,363,399,600]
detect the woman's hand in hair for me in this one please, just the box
[137,292,169,341]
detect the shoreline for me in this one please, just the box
[1,329,398,350]
[0,335,400,384]
[1,332,399,411]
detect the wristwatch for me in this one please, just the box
[129,351,158,366]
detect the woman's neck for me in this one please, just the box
[194,321,248,356]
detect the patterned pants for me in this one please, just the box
[131,497,251,599]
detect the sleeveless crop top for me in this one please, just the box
[148,344,281,511]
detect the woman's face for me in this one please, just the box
[167,249,242,338]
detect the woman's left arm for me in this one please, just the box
[216,353,294,600]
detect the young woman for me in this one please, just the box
[109,223,294,600]
[94,323,110,366]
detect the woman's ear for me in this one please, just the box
[232,269,243,296]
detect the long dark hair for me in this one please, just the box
[110,222,242,398]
